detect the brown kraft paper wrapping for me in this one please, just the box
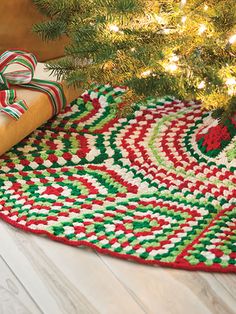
[0,83,80,156]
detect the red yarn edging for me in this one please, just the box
[0,212,235,273]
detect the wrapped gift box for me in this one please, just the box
[0,62,79,156]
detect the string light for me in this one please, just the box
[226,78,236,95]
[204,4,208,11]
[228,90,235,96]
[227,87,236,96]
[155,15,167,25]
[169,54,179,62]
[198,81,205,89]
[162,28,172,34]
[181,16,187,24]
[226,78,236,86]
[141,70,152,77]
[198,24,207,35]
[229,34,236,44]
[109,25,119,32]
[180,0,187,8]
[164,53,180,72]
[165,63,178,72]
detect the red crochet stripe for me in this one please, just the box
[0,212,235,273]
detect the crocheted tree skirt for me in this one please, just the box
[0,85,235,273]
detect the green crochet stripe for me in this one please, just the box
[0,84,235,272]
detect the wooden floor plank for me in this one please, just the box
[99,254,236,314]
[0,221,144,314]
[0,255,42,314]
[170,269,236,314]
[0,220,236,314]
[32,234,145,314]
[0,222,98,314]
[213,273,236,301]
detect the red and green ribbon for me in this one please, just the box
[0,50,66,120]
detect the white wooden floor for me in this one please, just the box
[0,220,236,314]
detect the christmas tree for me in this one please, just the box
[33,0,236,122]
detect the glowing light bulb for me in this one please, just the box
[198,81,205,89]
[181,16,187,24]
[162,28,171,34]
[109,25,119,32]
[204,4,208,11]
[180,0,187,7]
[130,47,136,52]
[226,77,236,95]
[155,15,166,25]
[229,34,236,44]
[228,90,235,96]
[165,63,178,72]
[141,70,152,77]
[226,78,236,86]
[198,24,207,35]
[170,54,179,62]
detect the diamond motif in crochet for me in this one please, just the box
[0,85,235,272]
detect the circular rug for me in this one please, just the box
[0,85,235,272]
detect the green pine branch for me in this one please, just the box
[33,0,236,121]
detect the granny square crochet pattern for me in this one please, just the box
[0,85,235,272]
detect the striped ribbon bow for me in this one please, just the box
[0,50,66,120]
